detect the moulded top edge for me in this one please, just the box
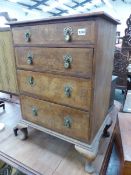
[7,11,120,26]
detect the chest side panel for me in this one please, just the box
[90,18,117,141]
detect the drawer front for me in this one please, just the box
[12,21,95,45]
[20,95,89,142]
[18,70,92,110]
[15,47,93,78]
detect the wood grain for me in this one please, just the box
[20,95,89,142]
[17,70,92,111]
[12,21,95,45]
[15,47,93,78]
[89,18,117,142]
[9,13,118,161]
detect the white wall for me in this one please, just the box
[0,0,50,27]
[92,0,131,37]
[0,0,131,37]
[111,1,131,37]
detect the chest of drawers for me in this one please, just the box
[9,12,119,174]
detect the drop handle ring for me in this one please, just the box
[64,116,72,128]
[24,32,31,42]
[27,53,33,65]
[27,76,34,86]
[63,54,72,69]
[64,86,72,97]
[64,27,73,42]
[32,107,38,116]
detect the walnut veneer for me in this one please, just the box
[9,11,119,174]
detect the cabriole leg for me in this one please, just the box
[75,141,99,174]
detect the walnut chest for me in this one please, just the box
[9,12,119,173]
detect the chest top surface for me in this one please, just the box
[8,11,119,27]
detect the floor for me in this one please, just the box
[0,90,125,175]
[106,146,121,175]
[106,89,125,175]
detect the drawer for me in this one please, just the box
[17,70,92,111]
[15,47,93,78]
[20,95,89,142]
[12,21,95,45]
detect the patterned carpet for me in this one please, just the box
[0,161,26,175]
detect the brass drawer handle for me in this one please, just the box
[64,27,73,42]
[32,107,38,116]
[27,76,34,86]
[64,86,72,97]
[64,116,72,128]
[63,54,72,69]
[27,53,33,65]
[25,32,31,42]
